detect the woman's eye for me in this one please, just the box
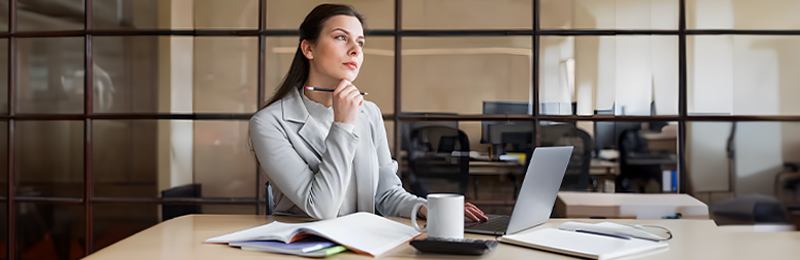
[357,41,364,47]
[335,35,346,41]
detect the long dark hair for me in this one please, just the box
[262,4,366,108]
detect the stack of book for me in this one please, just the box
[230,236,347,258]
[205,212,423,258]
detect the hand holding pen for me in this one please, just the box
[325,79,363,125]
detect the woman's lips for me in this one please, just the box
[344,62,358,69]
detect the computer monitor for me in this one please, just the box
[482,101,533,158]
[481,101,531,143]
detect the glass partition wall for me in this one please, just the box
[2,0,800,259]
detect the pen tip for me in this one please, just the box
[305,86,312,90]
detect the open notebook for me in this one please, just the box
[498,226,669,260]
[205,212,422,257]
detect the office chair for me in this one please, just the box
[406,126,470,197]
[265,182,275,215]
[539,123,594,191]
[161,184,202,221]
[617,129,663,193]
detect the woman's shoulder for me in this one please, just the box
[361,100,382,117]
[250,100,284,125]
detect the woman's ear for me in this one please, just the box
[301,39,314,60]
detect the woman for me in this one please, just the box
[249,4,487,221]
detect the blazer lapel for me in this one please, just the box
[352,108,377,214]
[282,88,325,158]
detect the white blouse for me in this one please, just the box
[301,93,358,216]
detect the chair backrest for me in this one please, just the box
[539,124,593,191]
[406,125,470,196]
[161,184,202,221]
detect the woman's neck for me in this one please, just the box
[303,73,337,107]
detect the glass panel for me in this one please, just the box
[16,203,84,260]
[688,0,800,30]
[688,36,800,116]
[17,0,85,31]
[401,36,532,114]
[16,121,83,198]
[0,121,7,197]
[399,120,531,196]
[93,203,158,252]
[92,36,160,113]
[193,37,258,113]
[263,36,395,113]
[93,36,258,113]
[94,120,256,199]
[200,204,256,215]
[266,0,394,30]
[403,0,532,30]
[194,0,259,29]
[586,120,678,193]
[0,1,7,32]
[541,0,678,30]
[17,37,84,114]
[0,202,5,259]
[93,120,158,198]
[0,39,7,114]
[93,0,157,29]
[540,36,678,116]
[94,0,258,30]
[688,122,800,208]
[193,121,256,198]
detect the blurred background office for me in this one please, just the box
[1,0,800,259]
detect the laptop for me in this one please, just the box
[464,146,573,235]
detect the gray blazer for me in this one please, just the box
[249,88,425,219]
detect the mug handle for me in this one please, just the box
[410,201,427,232]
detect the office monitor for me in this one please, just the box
[481,101,531,143]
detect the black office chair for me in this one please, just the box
[406,126,470,197]
[161,184,202,221]
[539,123,594,191]
[617,129,663,193]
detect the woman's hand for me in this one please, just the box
[332,79,363,125]
[464,202,488,222]
[418,202,488,222]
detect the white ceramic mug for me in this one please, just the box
[411,193,464,239]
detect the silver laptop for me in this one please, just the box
[464,146,573,235]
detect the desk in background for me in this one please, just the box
[589,159,619,193]
[555,191,709,219]
[83,214,800,260]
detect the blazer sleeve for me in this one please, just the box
[249,109,359,220]
[367,103,426,218]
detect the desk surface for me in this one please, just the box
[83,214,800,260]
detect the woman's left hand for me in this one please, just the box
[418,202,488,222]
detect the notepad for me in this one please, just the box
[498,228,669,260]
[205,212,422,257]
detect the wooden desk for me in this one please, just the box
[83,214,800,260]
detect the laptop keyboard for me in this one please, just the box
[465,215,510,231]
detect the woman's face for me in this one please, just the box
[304,15,365,83]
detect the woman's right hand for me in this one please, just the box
[332,79,364,125]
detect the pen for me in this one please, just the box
[575,229,631,240]
[305,86,368,95]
